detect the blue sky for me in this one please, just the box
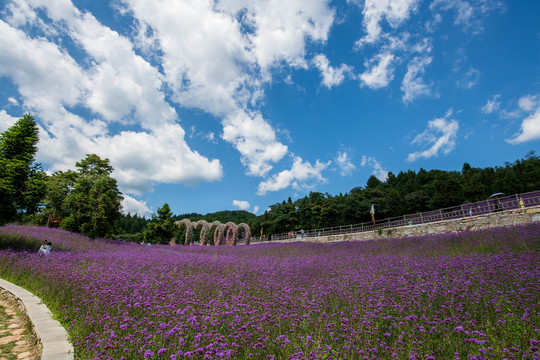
[0,0,539,217]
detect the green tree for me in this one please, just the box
[44,154,123,237]
[144,203,175,244]
[0,114,47,224]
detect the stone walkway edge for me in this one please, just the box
[0,277,74,360]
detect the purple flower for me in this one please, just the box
[144,350,154,358]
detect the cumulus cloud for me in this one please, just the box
[359,52,395,89]
[0,0,341,198]
[122,195,151,217]
[233,200,251,211]
[481,94,501,114]
[361,155,388,181]
[507,107,540,144]
[0,13,223,197]
[313,54,353,89]
[257,157,330,195]
[407,109,459,162]
[356,0,420,46]
[118,0,334,177]
[233,200,259,214]
[222,111,288,177]
[401,55,432,103]
[336,151,356,176]
[0,109,19,132]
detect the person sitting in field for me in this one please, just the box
[38,240,52,255]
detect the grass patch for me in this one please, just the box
[0,233,43,252]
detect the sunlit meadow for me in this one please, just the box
[0,224,539,360]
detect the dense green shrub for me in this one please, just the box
[114,233,144,243]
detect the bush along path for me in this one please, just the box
[0,291,40,360]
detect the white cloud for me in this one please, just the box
[205,132,217,143]
[119,0,334,176]
[222,111,288,177]
[482,94,501,114]
[313,54,353,89]
[407,109,459,162]
[430,0,504,33]
[457,67,480,89]
[233,200,251,211]
[252,205,260,214]
[507,107,540,144]
[122,195,151,217]
[518,94,539,112]
[357,0,420,45]
[0,110,19,132]
[95,125,223,195]
[257,156,330,195]
[401,55,432,103]
[336,151,356,176]
[361,155,388,181]
[7,97,18,106]
[0,14,223,196]
[359,52,395,89]
[1,0,338,196]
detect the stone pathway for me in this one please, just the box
[0,294,40,360]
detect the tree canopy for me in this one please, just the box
[43,154,123,238]
[0,114,47,224]
[143,203,175,244]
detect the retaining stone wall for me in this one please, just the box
[303,206,540,243]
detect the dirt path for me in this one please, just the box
[0,293,40,360]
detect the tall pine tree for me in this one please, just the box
[0,114,47,224]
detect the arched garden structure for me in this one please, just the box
[172,219,252,246]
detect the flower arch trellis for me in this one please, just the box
[206,221,221,246]
[223,222,237,246]
[171,219,252,246]
[173,218,194,245]
[237,223,252,245]
[193,220,209,245]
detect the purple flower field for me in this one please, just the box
[0,224,539,360]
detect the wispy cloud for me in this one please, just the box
[361,155,388,181]
[407,109,459,162]
[313,54,353,89]
[518,94,539,112]
[401,56,433,103]
[430,0,505,34]
[336,151,356,176]
[457,67,480,89]
[359,52,395,89]
[481,94,501,114]
[356,0,420,46]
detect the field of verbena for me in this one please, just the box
[0,224,539,360]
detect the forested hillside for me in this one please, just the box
[248,152,540,236]
[106,152,540,240]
